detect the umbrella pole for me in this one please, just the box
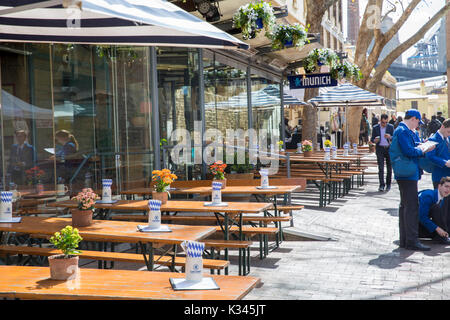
[345,102,348,145]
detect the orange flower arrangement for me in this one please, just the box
[152,169,177,193]
[210,161,227,180]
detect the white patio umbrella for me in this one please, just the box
[0,0,248,49]
[308,83,385,144]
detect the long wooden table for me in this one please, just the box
[0,216,216,272]
[0,265,260,300]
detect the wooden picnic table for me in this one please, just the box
[0,265,260,300]
[0,216,216,272]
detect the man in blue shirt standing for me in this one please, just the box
[425,118,450,189]
[418,177,450,244]
[392,109,436,251]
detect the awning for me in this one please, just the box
[0,0,248,50]
[308,83,385,107]
[262,85,308,105]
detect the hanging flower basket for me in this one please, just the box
[330,60,363,81]
[303,48,339,74]
[269,23,309,50]
[232,0,276,40]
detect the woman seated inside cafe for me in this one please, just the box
[52,130,80,183]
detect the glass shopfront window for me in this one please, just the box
[157,47,201,180]
[0,43,154,200]
[251,74,282,149]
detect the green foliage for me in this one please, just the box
[330,61,363,81]
[232,0,276,40]
[269,23,309,50]
[303,48,339,73]
[49,226,83,257]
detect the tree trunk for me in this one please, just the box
[301,0,339,145]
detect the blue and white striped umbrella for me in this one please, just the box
[262,85,308,105]
[205,90,280,109]
[0,0,248,49]
[308,83,385,107]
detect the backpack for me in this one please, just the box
[389,133,417,178]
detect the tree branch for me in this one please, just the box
[383,0,421,44]
[367,1,450,92]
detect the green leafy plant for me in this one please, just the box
[303,48,339,73]
[330,60,363,81]
[232,0,276,40]
[226,152,254,173]
[49,225,83,257]
[269,23,309,50]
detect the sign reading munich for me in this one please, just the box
[288,73,338,89]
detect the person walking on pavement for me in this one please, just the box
[371,114,394,192]
[391,109,436,251]
[418,177,450,245]
[428,115,442,137]
[437,111,445,124]
[425,118,450,189]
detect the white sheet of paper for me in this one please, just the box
[0,217,22,223]
[418,141,438,152]
[170,277,220,290]
[44,148,55,155]
[137,225,172,232]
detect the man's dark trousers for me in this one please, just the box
[397,180,420,247]
[376,145,392,188]
[419,198,450,238]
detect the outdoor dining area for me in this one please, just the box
[0,141,379,301]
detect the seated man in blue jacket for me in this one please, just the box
[418,177,450,244]
[425,118,450,189]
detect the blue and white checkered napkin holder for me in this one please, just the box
[0,191,13,221]
[259,169,269,188]
[211,181,222,205]
[181,240,205,282]
[297,143,302,153]
[148,199,162,229]
[331,146,337,159]
[352,143,358,154]
[102,179,113,202]
[343,143,349,156]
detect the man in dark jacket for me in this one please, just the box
[371,114,394,192]
[428,115,442,136]
[7,130,35,185]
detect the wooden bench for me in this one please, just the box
[0,245,229,272]
[111,214,291,223]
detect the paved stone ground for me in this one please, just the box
[244,159,450,300]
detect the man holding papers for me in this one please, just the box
[425,118,450,189]
[392,109,436,251]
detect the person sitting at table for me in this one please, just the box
[53,130,79,183]
[418,177,450,244]
[7,129,35,186]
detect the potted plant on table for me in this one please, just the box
[269,23,309,50]
[151,169,177,204]
[210,160,227,189]
[232,0,276,40]
[324,139,332,160]
[48,225,82,281]
[25,166,45,194]
[227,152,255,180]
[71,188,99,228]
[301,140,313,157]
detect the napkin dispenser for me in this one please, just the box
[181,240,205,282]
[0,191,13,221]
[102,179,113,202]
[148,199,162,229]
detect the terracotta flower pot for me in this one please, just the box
[213,178,226,189]
[152,191,168,204]
[71,209,93,228]
[303,150,313,157]
[48,254,79,281]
